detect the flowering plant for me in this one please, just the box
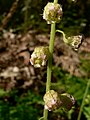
[30,0,84,120]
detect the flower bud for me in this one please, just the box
[43,2,63,24]
[43,90,62,111]
[66,35,83,50]
[60,93,75,110]
[30,46,49,68]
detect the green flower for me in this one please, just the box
[43,90,61,111]
[66,35,83,50]
[43,90,75,111]
[30,46,49,68]
[43,2,63,24]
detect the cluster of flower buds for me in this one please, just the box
[30,46,49,68]
[43,2,63,24]
[43,90,75,111]
[43,90,61,111]
[66,35,83,51]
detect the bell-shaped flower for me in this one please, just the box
[30,46,49,68]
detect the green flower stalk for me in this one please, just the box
[42,0,63,119]
[43,23,56,120]
[30,46,49,67]
[77,79,90,120]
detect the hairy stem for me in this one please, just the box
[77,79,90,120]
[43,0,58,119]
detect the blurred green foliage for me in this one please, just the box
[0,0,90,35]
[0,90,43,120]
[80,59,90,75]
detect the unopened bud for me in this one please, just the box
[43,90,62,111]
[60,93,75,110]
[43,2,63,24]
[30,46,49,68]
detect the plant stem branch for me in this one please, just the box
[56,30,68,43]
[77,79,90,120]
[54,0,58,3]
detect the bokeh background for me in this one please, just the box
[0,0,90,120]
